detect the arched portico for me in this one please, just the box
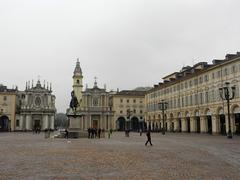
[195,110,201,133]
[116,117,126,131]
[0,115,9,132]
[217,107,226,135]
[131,117,139,131]
[185,112,191,133]
[206,109,213,134]
[232,105,240,135]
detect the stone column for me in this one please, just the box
[200,116,207,133]
[190,117,196,133]
[20,115,24,130]
[212,115,218,134]
[42,115,48,129]
[26,115,31,130]
[87,114,92,128]
[182,118,187,132]
[100,115,103,129]
[50,116,54,129]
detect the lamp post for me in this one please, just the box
[158,100,168,135]
[219,82,236,139]
[126,109,133,130]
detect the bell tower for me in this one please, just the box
[73,58,83,105]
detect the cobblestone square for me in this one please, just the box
[0,132,240,180]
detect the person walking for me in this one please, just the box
[145,130,153,146]
[65,129,69,139]
[87,128,91,139]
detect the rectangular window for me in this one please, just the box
[120,99,123,103]
[224,68,228,76]
[189,80,192,87]
[199,93,203,104]
[232,65,236,73]
[204,75,209,82]
[190,95,193,106]
[205,92,209,103]
[195,94,198,105]
[3,96,7,101]
[133,99,136,103]
[194,78,198,86]
[212,72,215,79]
[127,99,129,103]
[199,76,203,84]
[185,96,188,106]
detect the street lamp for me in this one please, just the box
[219,82,236,139]
[126,109,133,130]
[158,100,168,135]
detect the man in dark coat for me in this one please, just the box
[145,130,153,146]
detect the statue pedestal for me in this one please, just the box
[67,114,88,138]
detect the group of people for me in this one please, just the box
[88,128,105,139]
[33,127,41,134]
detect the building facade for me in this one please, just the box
[145,52,240,135]
[68,60,148,131]
[111,90,146,131]
[16,80,56,131]
[67,60,114,130]
[0,85,17,131]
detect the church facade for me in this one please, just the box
[67,60,114,131]
[15,80,56,131]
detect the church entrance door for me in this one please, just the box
[34,120,41,130]
[93,120,98,129]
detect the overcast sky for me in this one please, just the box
[0,0,239,113]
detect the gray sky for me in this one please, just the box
[0,0,240,113]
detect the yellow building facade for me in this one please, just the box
[145,52,240,135]
[0,85,17,131]
[111,91,146,131]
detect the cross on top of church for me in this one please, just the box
[94,76,98,87]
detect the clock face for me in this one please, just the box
[35,96,41,106]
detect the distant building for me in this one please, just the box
[111,90,146,131]
[67,60,147,131]
[0,85,17,131]
[67,60,114,130]
[16,80,56,131]
[145,52,240,135]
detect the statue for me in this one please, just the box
[70,90,79,113]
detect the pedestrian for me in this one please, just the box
[98,128,101,139]
[88,127,91,139]
[91,128,94,139]
[65,129,69,139]
[145,130,153,146]
[108,130,111,139]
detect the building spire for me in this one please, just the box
[94,77,98,88]
[74,58,82,76]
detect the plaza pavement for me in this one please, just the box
[0,132,240,180]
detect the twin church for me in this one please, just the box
[67,59,115,130]
[66,59,146,131]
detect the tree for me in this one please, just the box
[55,113,68,128]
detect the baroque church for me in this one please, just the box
[15,80,56,131]
[67,60,114,130]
